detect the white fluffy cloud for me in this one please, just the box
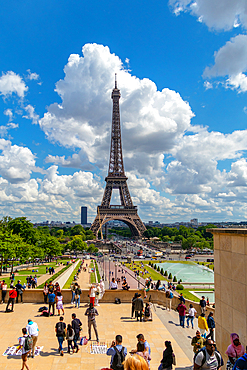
[0,71,28,98]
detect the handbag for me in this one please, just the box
[75,294,79,299]
[80,336,88,345]
[172,353,176,365]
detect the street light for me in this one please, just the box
[115,263,117,280]
[108,257,111,288]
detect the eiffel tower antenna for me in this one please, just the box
[91,76,146,239]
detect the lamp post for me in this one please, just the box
[115,263,117,280]
[108,257,111,288]
[137,275,140,290]
[103,255,105,281]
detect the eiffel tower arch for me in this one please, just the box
[91,75,146,239]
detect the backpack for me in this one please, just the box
[24,336,33,351]
[144,306,150,317]
[41,310,53,317]
[194,347,222,368]
[169,292,173,299]
[115,298,121,304]
[57,322,65,336]
[111,346,126,370]
[38,306,48,312]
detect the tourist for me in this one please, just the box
[158,283,166,291]
[232,349,247,370]
[124,354,149,370]
[143,302,152,322]
[71,313,82,353]
[6,285,17,312]
[100,278,105,295]
[110,278,118,290]
[155,280,161,290]
[85,302,99,341]
[199,296,207,315]
[194,339,222,370]
[122,278,130,290]
[26,319,39,358]
[206,312,215,341]
[134,293,144,322]
[178,293,185,304]
[191,331,204,354]
[95,283,101,306]
[158,340,174,370]
[89,283,97,306]
[176,301,187,328]
[187,303,197,329]
[198,313,208,338]
[226,334,245,370]
[55,316,66,356]
[54,282,61,295]
[56,291,65,315]
[136,334,151,357]
[16,328,31,370]
[43,282,49,304]
[166,288,173,311]
[1,280,7,303]
[106,334,127,370]
[16,280,25,303]
[206,297,210,306]
[48,289,56,316]
[131,292,139,319]
[70,282,75,304]
[131,341,151,367]
[66,324,75,354]
[74,283,81,308]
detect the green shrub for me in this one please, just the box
[148,261,151,266]
[176,284,184,290]
[173,276,177,282]
[154,264,157,269]
[164,270,168,276]
[157,266,160,272]
[160,268,164,275]
[202,262,204,265]
[168,272,172,280]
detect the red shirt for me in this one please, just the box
[9,289,17,298]
[177,303,187,316]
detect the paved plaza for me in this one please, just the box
[0,301,193,370]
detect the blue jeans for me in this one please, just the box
[73,332,79,350]
[179,315,185,327]
[71,291,75,304]
[187,316,194,328]
[75,296,80,308]
[57,336,64,351]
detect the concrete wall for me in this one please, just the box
[208,228,247,364]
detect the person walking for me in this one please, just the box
[56,291,65,315]
[194,339,222,370]
[26,319,39,358]
[191,331,204,354]
[226,334,245,370]
[198,313,208,338]
[1,280,7,303]
[95,283,101,306]
[200,296,207,315]
[71,313,82,353]
[6,285,17,312]
[187,304,197,329]
[85,302,99,341]
[166,288,173,311]
[206,312,215,341]
[66,324,74,354]
[43,282,49,304]
[131,292,139,319]
[16,280,25,303]
[16,328,32,370]
[106,335,127,370]
[134,341,151,366]
[176,301,187,328]
[74,283,81,308]
[232,350,247,370]
[55,316,66,356]
[136,334,151,358]
[48,289,56,316]
[158,341,174,370]
[134,293,144,322]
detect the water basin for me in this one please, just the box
[156,262,214,283]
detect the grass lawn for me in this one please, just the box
[195,261,214,270]
[63,261,81,289]
[181,288,214,303]
[123,262,166,281]
[90,260,96,283]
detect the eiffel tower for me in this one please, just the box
[90,75,146,239]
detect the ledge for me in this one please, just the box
[207,228,247,235]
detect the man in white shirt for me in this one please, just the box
[26,319,39,358]
[194,339,222,370]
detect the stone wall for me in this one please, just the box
[208,228,247,364]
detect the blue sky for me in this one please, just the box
[1,0,247,224]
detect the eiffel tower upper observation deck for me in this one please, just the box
[90,75,146,238]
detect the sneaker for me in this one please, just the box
[76,348,80,353]
[60,351,64,356]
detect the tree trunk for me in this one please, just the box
[11,259,14,275]
[0,256,3,276]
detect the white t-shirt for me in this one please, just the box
[26,322,39,336]
[19,336,30,354]
[90,287,97,297]
[195,350,221,370]
[188,307,197,317]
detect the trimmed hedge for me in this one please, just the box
[63,261,81,289]
[168,272,172,280]
[176,284,184,290]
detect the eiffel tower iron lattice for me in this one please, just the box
[90,75,146,238]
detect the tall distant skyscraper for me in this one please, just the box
[81,206,87,225]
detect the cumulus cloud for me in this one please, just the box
[23,104,39,124]
[26,69,40,81]
[39,43,194,178]
[169,0,247,31]
[0,71,28,98]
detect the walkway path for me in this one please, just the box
[54,260,80,288]
[76,260,91,289]
[103,260,146,289]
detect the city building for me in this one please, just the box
[81,206,87,225]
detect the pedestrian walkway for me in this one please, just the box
[0,302,193,370]
[36,265,65,287]
[104,260,146,289]
[54,260,80,288]
[76,260,91,289]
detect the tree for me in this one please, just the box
[164,270,168,277]
[168,273,172,280]
[157,266,160,272]
[8,217,37,245]
[40,236,62,259]
[67,235,87,253]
